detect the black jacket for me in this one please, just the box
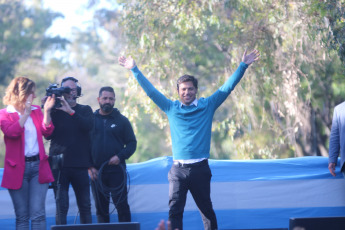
[90,108,137,169]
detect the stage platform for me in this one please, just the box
[0,156,345,230]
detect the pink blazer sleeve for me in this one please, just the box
[0,109,23,138]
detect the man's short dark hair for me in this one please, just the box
[177,75,198,91]
[99,86,115,97]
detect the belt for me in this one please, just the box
[25,155,40,162]
[173,159,208,168]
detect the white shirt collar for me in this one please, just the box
[180,98,198,107]
[6,105,37,114]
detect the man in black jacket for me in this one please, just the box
[89,86,137,223]
[47,77,93,225]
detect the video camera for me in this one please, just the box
[45,84,71,108]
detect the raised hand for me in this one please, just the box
[43,95,55,113]
[24,94,34,115]
[19,94,34,127]
[242,49,260,65]
[118,56,136,69]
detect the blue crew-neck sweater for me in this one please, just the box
[131,62,248,160]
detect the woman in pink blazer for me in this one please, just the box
[0,77,55,230]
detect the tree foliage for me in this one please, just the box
[0,0,68,85]
[1,0,345,164]
[108,0,345,160]
[307,1,345,64]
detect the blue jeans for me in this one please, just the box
[52,167,92,225]
[8,160,49,230]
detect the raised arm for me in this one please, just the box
[208,49,260,109]
[118,56,173,112]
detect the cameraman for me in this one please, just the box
[46,77,93,225]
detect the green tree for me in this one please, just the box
[65,0,345,161]
[64,3,172,162]
[112,0,344,160]
[307,1,345,64]
[0,0,68,85]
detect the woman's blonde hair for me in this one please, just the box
[3,77,36,108]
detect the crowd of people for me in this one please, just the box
[2,49,338,230]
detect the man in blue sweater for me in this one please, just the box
[118,49,260,230]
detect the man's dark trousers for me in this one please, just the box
[168,159,218,230]
[91,165,131,223]
[52,167,92,225]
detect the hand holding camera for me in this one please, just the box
[43,95,56,113]
[56,97,75,115]
[45,84,71,108]
[43,83,75,115]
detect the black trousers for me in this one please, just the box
[168,159,218,230]
[52,167,92,225]
[90,166,131,223]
